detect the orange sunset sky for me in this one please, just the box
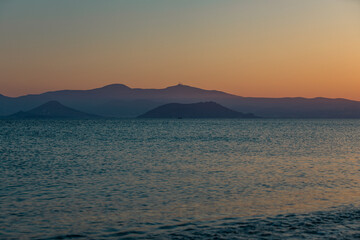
[0,0,360,99]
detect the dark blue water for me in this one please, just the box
[1,119,360,239]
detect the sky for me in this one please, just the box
[0,0,360,99]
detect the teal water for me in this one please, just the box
[1,119,360,239]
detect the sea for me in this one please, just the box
[1,119,360,239]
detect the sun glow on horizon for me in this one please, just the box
[0,0,359,100]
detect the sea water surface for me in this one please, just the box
[1,119,360,239]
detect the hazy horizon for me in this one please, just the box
[1,0,360,99]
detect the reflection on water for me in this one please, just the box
[0,119,360,239]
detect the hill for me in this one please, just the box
[7,101,101,119]
[138,102,258,118]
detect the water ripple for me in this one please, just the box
[1,119,360,239]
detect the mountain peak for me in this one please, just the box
[166,83,197,89]
[175,83,189,87]
[100,84,131,90]
[87,84,132,96]
[163,84,206,93]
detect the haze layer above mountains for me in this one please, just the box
[1,84,360,118]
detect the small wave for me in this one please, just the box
[108,230,146,237]
[47,234,86,239]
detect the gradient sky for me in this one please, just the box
[1,0,360,99]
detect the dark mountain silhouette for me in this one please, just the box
[1,83,360,118]
[7,101,101,119]
[138,102,258,118]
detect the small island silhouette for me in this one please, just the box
[7,101,101,119]
[138,102,259,119]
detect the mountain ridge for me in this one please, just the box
[1,84,238,99]
[1,84,360,118]
[2,83,358,102]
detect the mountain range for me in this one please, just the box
[1,84,360,118]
